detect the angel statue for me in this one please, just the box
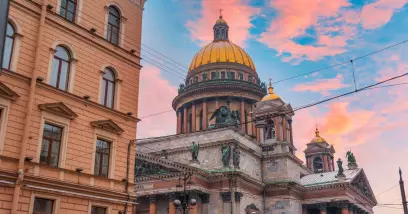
[346,150,356,164]
[209,104,240,128]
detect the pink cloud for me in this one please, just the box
[259,0,355,62]
[137,65,177,138]
[361,0,408,29]
[186,0,259,47]
[292,74,349,96]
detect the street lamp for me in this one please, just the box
[173,172,196,214]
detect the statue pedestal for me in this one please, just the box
[348,163,358,170]
[189,160,200,166]
[336,174,346,181]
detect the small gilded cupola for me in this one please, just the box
[304,127,336,173]
[213,12,229,41]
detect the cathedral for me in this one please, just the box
[134,15,377,214]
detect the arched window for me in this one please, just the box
[313,157,323,173]
[51,46,71,91]
[106,6,121,45]
[60,0,77,22]
[265,120,275,140]
[100,68,116,108]
[2,22,15,70]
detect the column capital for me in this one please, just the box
[338,201,350,208]
[220,191,231,202]
[318,203,327,211]
[234,192,243,202]
[188,190,199,200]
[148,195,156,204]
[167,192,178,201]
[201,193,210,204]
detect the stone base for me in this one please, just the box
[348,163,358,170]
[189,160,200,166]
[336,174,346,181]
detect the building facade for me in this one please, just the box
[134,16,377,214]
[0,0,145,213]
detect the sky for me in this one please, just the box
[137,0,408,213]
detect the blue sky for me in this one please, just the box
[138,1,408,213]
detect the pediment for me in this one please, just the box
[135,157,180,177]
[350,169,377,203]
[90,119,124,134]
[0,81,19,101]
[38,102,78,120]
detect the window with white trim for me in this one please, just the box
[40,123,63,167]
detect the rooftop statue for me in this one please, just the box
[209,101,240,128]
[346,150,357,164]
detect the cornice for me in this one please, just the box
[173,80,265,109]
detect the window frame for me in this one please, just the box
[51,46,71,91]
[40,123,63,167]
[29,193,60,214]
[88,202,111,214]
[94,138,111,178]
[59,0,77,22]
[100,68,116,108]
[2,21,15,70]
[106,6,121,45]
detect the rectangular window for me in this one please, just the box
[228,72,235,79]
[60,0,77,22]
[211,72,218,80]
[33,198,54,214]
[221,71,225,79]
[40,123,62,167]
[238,72,243,80]
[91,206,107,214]
[94,139,111,177]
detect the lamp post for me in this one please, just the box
[173,172,196,214]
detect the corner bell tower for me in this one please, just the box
[304,128,336,173]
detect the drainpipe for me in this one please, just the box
[11,0,48,213]
[124,140,136,214]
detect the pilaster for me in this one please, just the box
[149,195,157,214]
[202,100,207,129]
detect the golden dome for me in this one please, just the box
[188,40,256,72]
[311,127,326,143]
[216,17,228,25]
[261,81,280,101]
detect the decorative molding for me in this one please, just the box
[38,102,78,120]
[90,119,124,134]
[220,192,231,202]
[0,81,20,101]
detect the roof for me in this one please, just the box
[300,168,361,187]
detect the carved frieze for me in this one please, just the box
[135,158,179,177]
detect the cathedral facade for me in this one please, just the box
[134,16,376,214]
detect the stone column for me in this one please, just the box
[240,100,245,132]
[192,103,196,132]
[148,195,157,214]
[275,118,281,141]
[289,120,294,145]
[201,194,210,214]
[318,203,327,214]
[220,192,232,214]
[323,155,328,172]
[183,107,188,133]
[302,205,308,214]
[282,118,287,141]
[327,155,332,171]
[235,192,243,214]
[259,128,265,143]
[177,110,181,134]
[348,204,354,214]
[341,203,350,214]
[332,157,335,171]
[168,193,177,214]
[202,100,208,130]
